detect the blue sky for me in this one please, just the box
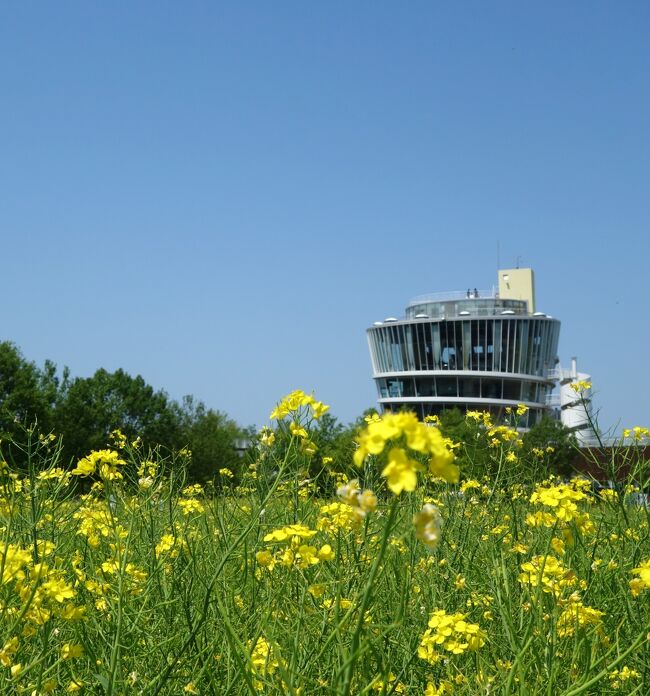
[1,2,648,433]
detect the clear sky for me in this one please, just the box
[1,2,648,434]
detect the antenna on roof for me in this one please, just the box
[497,241,500,272]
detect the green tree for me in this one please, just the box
[55,368,183,462]
[437,408,577,482]
[307,409,382,493]
[174,395,251,484]
[0,341,57,437]
[521,415,577,478]
[0,342,67,470]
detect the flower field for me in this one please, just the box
[0,391,648,695]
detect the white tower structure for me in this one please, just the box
[556,357,596,445]
[366,268,560,427]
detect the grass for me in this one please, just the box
[0,400,648,695]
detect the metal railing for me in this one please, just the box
[547,367,578,381]
[407,288,497,305]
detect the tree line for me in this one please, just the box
[0,341,251,482]
[0,340,577,487]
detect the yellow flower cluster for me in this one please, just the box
[182,484,204,497]
[465,410,493,426]
[556,596,604,637]
[248,636,286,691]
[73,501,128,548]
[72,449,126,480]
[460,479,480,493]
[0,543,32,584]
[527,479,593,536]
[336,480,377,518]
[529,481,588,522]
[99,559,148,596]
[36,467,71,484]
[109,428,128,449]
[178,498,205,515]
[463,408,527,450]
[629,558,650,596]
[413,504,442,551]
[531,446,555,458]
[0,637,19,668]
[259,427,276,447]
[155,531,187,559]
[519,555,576,597]
[570,380,592,393]
[623,426,650,440]
[418,609,486,664]
[0,543,86,634]
[263,524,315,543]
[505,404,529,417]
[136,458,158,489]
[269,389,329,421]
[609,666,640,689]
[317,502,363,534]
[371,673,405,693]
[486,424,522,449]
[260,525,334,570]
[424,681,453,695]
[288,420,318,456]
[353,412,458,494]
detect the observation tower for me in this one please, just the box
[366,268,561,428]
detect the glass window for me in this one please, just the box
[415,323,431,370]
[387,380,402,397]
[441,347,457,369]
[459,378,480,397]
[522,381,538,402]
[422,403,443,418]
[401,379,416,397]
[481,379,502,399]
[436,377,458,397]
[503,380,521,400]
[416,377,435,397]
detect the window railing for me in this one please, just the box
[408,288,497,305]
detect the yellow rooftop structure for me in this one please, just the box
[498,268,535,313]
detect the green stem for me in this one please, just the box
[340,499,399,696]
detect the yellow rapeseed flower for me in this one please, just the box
[557,599,604,638]
[269,390,329,422]
[72,449,126,480]
[418,609,486,664]
[317,502,363,534]
[354,412,457,494]
[317,544,335,562]
[382,447,421,495]
[519,555,576,597]
[629,559,650,596]
[308,584,326,597]
[336,480,377,517]
[570,380,592,393]
[413,504,442,551]
[263,524,316,543]
[178,498,205,515]
[61,643,84,660]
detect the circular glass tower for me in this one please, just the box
[366,270,560,427]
